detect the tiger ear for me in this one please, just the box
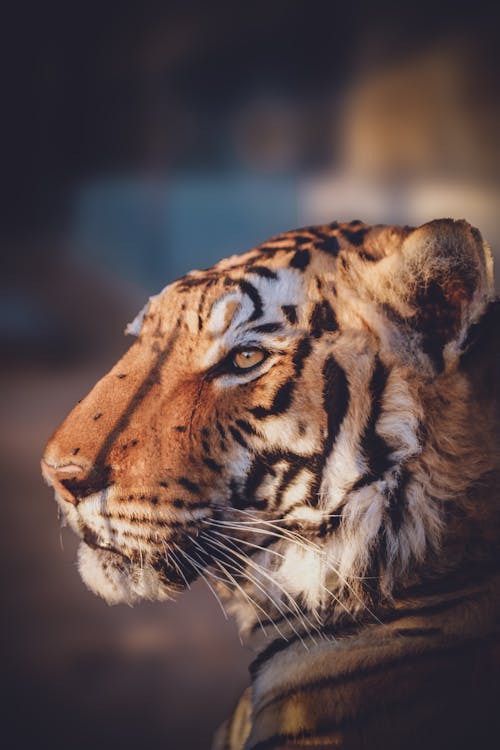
[370,219,495,371]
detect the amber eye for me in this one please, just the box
[232,348,267,370]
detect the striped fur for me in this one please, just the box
[42,219,500,749]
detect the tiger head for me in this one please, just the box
[42,219,498,635]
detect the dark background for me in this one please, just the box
[2,2,500,748]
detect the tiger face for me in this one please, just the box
[42,219,497,636]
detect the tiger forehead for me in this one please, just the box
[134,219,400,339]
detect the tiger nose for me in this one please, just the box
[41,458,86,505]
[42,455,113,505]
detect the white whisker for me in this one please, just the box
[187,536,273,639]
[201,531,320,647]
[168,545,192,590]
[174,542,229,621]
[205,514,384,627]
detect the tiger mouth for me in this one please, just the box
[82,529,130,561]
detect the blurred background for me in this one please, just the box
[2,1,500,747]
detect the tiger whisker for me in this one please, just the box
[173,542,230,622]
[186,536,274,640]
[185,535,266,625]
[206,517,312,551]
[207,527,287,560]
[217,517,378,622]
[138,539,144,571]
[206,527,342,629]
[209,511,359,590]
[201,531,322,646]
[205,516,383,626]
[221,505,344,523]
[210,559,270,639]
[168,544,192,591]
[209,514,322,558]
[201,535,310,646]
[203,529,335,642]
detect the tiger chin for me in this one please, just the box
[42,218,500,750]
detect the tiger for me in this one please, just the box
[41,218,500,750]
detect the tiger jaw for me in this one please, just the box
[52,485,213,604]
[77,542,181,605]
[75,506,205,605]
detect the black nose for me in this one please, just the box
[42,459,112,505]
[60,464,113,503]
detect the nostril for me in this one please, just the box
[41,458,112,505]
[63,465,112,501]
[41,458,85,505]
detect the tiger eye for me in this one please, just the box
[233,349,266,369]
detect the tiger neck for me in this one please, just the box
[242,568,500,750]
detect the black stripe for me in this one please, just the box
[303,357,349,508]
[235,418,257,435]
[244,455,278,497]
[281,305,297,324]
[290,248,311,270]
[254,244,290,256]
[268,380,295,415]
[243,451,310,503]
[178,477,200,493]
[216,420,226,439]
[228,425,248,449]
[275,463,304,507]
[250,617,362,679]
[322,356,349,457]
[341,226,368,246]
[292,337,312,376]
[248,265,278,279]
[315,234,340,255]
[396,627,442,637]
[310,301,338,338]
[353,357,392,487]
[227,278,263,321]
[386,469,409,531]
[249,635,292,678]
[197,285,211,332]
[96,512,207,528]
[177,274,218,290]
[358,250,378,261]
[290,233,314,245]
[202,456,222,473]
[250,322,283,334]
[250,379,295,419]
